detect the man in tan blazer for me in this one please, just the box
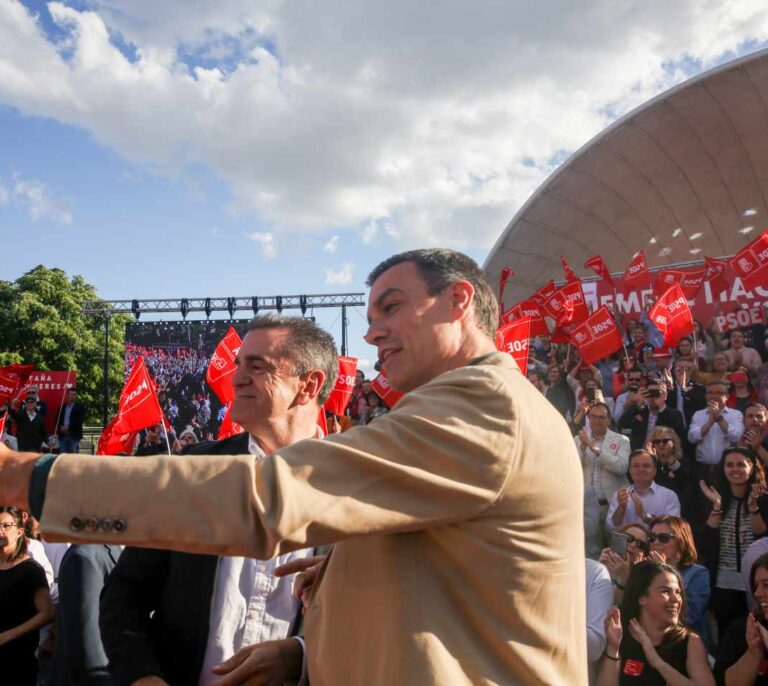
[0,249,587,685]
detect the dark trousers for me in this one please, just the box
[710,586,747,646]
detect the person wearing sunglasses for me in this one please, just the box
[700,447,768,640]
[0,506,54,685]
[648,516,710,649]
[647,427,688,498]
[599,523,650,604]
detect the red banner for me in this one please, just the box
[624,251,651,290]
[217,401,244,440]
[713,305,766,333]
[495,317,531,375]
[0,371,19,405]
[571,307,624,364]
[584,255,614,287]
[324,356,358,416]
[731,231,768,291]
[649,284,695,347]
[502,299,549,337]
[206,326,242,404]
[371,369,405,408]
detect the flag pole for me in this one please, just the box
[160,416,173,457]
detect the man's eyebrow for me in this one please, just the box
[236,354,276,369]
[367,287,405,324]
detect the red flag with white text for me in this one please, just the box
[0,371,19,405]
[110,357,164,436]
[501,299,549,338]
[561,257,578,283]
[584,255,614,287]
[97,416,138,455]
[551,298,576,344]
[704,256,730,295]
[218,401,244,440]
[324,356,358,416]
[571,307,624,364]
[543,280,589,322]
[623,251,651,290]
[495,317,531,375]
[530,279,556,307]
[371,369,405,409]
[731,231,768,291]
[649,284,695,347]
[206,326,242,404]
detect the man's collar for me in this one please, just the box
[247,424,324,457]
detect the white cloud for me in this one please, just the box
[245,230,277,259]
[1,1,768,247]
[322,234,340,253]
[6,174,72,224]
[326,262,354,285]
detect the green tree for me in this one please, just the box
[0,265,129,425]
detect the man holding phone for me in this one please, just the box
[618,378,685,450]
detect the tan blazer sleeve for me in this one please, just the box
[41,363,518,558]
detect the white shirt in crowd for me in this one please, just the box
[199,436,312,686]
[586,559,613,685]
[605,481,680,531]
[687,406,744,465]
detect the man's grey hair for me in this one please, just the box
[247,316,339,404]
[366,248,498,338]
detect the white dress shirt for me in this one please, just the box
[687,406,744,465]
[199,436,311,685]
[605,481,680,530]
[586,560,613,685]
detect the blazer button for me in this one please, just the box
[112,519,127,533]
[69,517,84,533]
[84,517,98,533]
[99,518,113,533]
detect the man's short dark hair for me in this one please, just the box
[587,402,611,417]
[366,249,498,338]
[647,378,667,392]
[247,316,339,404]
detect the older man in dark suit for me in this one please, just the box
[618,377,686,450]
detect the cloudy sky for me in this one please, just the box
[2,0,768,370]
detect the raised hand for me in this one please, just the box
[699,481,722,510]
[604,607,622,654]
[747,614,766,660]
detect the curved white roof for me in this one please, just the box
[484,48,768,304]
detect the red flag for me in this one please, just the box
[530,279,556,306]
[324,356,358,416]
[371,369,405,408]
[206,326,242,404]
[0,371,19,405]
[649,284,695,347]
[624,251,651,290]
[0,412,6,438]
[704,256,730,295]
[502,299,549,338]
[218,401,244,440]
[551,298,576,344]
[542,280,588,322]
[678,266,707,300]
[584,255,614,287]
[97,416,138,455]
[653,269,686,297]
[571,307,624,364]
[731,231,768,291]
[111,357,164,436]
[498,267,514,312]
[560,257,578,283]
[495,317,532,375]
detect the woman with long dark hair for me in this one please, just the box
[699,448,768,639]
[0,506,54,685]
[596,560,713,685]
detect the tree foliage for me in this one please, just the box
[0,265,129,425]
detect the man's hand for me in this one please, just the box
[276,555,327,609]
[0,443,40,511]
[211,638,303,685]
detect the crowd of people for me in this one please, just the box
[527,299,768,683]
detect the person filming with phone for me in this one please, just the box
[618,379,685,451]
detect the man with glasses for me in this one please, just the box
[577,402,630,557]
[611,367,646,428]
[666,357,706,430]
[618,378,685,451]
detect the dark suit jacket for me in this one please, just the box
[99,433,253,686]
[58,402,86,441]
[666,382,707,428]
[618,403,686,450]
[53,544,122,685]
[9,407,48,451]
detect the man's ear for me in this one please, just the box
[449,280,475,321]
[297,370,326,406]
